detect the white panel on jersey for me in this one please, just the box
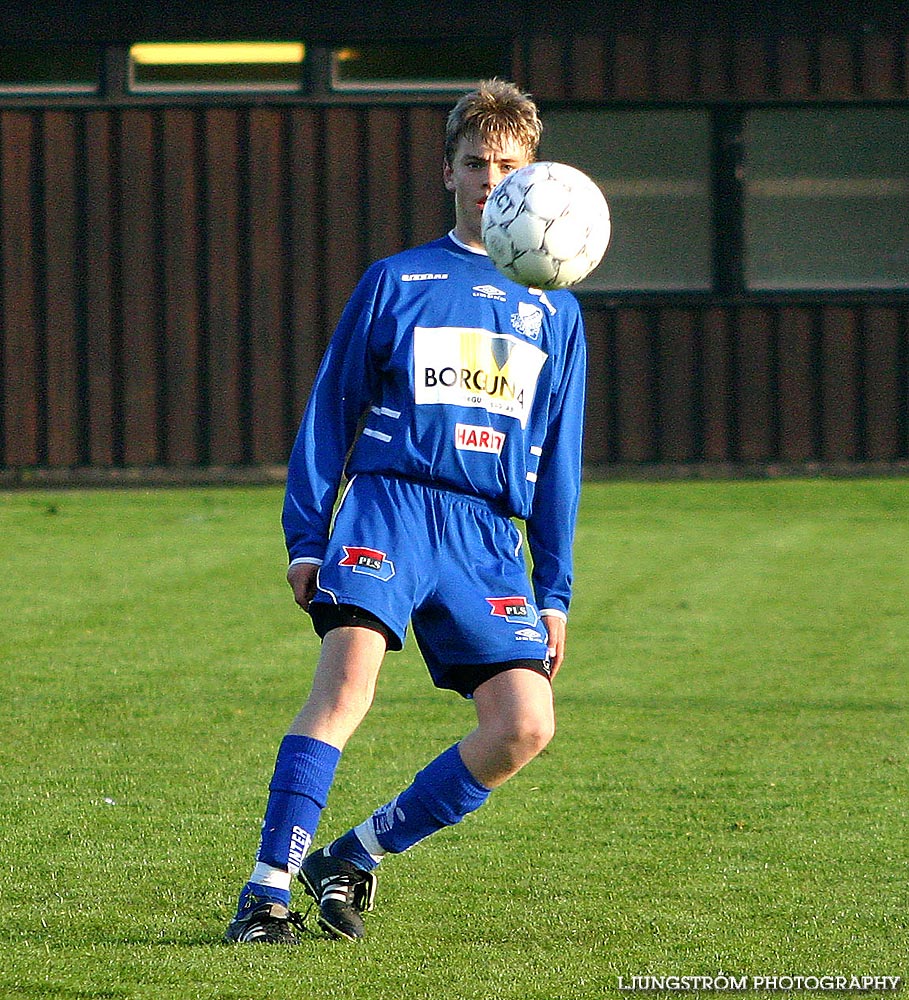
[412,326,547,429]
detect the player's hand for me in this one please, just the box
[541,613,567,680]
[286,562,319,611]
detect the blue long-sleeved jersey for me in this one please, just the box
[283,233,587,617]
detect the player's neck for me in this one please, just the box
[449,229,488,255]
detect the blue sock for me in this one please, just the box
[331,744,490,869]
[329,828,379,872]
[236,879,291,914]
[256,734,341,873]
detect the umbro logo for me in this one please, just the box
[473,284,507,301]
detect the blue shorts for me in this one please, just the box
[310,474,551,695]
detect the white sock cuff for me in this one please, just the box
[353,818,387,863]
[250,862,292,891]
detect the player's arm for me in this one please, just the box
[524,313,587,672]
[282,269,385,565]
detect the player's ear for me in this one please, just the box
[443,158,455,191]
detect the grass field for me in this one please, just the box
[0,478,906,999]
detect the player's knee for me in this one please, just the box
[523,710,556,757]
[499,709,555,766]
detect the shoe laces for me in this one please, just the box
[237,903,307,943]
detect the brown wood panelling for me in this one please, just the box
[697,38,733,100]
[287,107,325,417]
[524,36,569,100]
[1,112,40,466]
[657,36,695,100]
[582,309,611,466]
[161,109,202,466]
[203,107,244,466]
[862,35,901,98]
[119,109,160,466]
[365,107,406,265]
[614,308,656,463]
[84,111,117,467]
[778,36,814,98]
[863,307,902,462]
[1,28,908,474]
[521,31,907,102]
[700,308,734,462]
[657,308,698,462]
[247,107,288,465]
[734,307,775,461]
[406,106,449,247]
[323,107,364,331]
[819,35,857,99]
[613,35,652,99]
[777,307,817,463]
[43,111,82,467]
[734,37,772,99]
[569,36,607,100]
[821,307,860,462]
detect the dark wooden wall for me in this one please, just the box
[1,31,907,475]
[513,32,909,100]
[0,103,452,469]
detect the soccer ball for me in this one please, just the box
[481,161,611,290]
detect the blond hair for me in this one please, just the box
[445,79,542,166]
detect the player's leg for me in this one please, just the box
[297,485,556,939]
[302,736,492,939]
[314,665,552,934]
[457,665,555,787]
[225,624,386,944]
[230,475,429,942]
[309,495,556,938]
[288,624,387,745]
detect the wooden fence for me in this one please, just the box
[1,32,907,475]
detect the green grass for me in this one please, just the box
[0,479,907,999]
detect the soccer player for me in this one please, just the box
[226,79,587,944]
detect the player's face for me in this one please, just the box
[443,134,532,249]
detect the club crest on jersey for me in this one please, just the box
[339,546,396,581]
[486,595,539,627]
[511,302,543,341]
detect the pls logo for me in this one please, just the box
[486,595,538,627]
[340,546,396,581]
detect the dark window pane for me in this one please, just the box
[0,45,99,92]
[542,110,713,291]
[332,42,506,91]
[743,108,909,290]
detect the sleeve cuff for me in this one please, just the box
[539,607,567,622]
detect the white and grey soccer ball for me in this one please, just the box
[481,161,611,290]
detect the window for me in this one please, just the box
[742,107,909,291]
[541,110,713,292]
[128,42,305,92]
[0,45,99,93]
[332,41,506,91]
